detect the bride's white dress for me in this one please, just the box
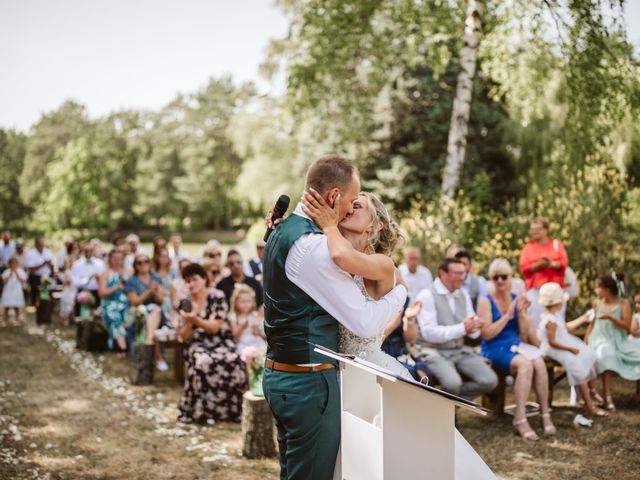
[338,275,413,381]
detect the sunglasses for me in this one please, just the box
[136,259,150,265]
[209,269,221,275]
[228,260,243,266]
[206,252,222,258]
[491,274,509,281]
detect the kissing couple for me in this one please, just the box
[262,154,413,480]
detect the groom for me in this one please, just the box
[263,154,408,480]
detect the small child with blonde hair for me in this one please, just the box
[1,257,27,323]
[228,284,266,357]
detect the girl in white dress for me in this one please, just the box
[302,189,412,380]
[228,284,267,357]
[2,257,27,322]
[537,282,607,417]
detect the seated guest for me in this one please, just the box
[243,239,265,283]
[477,258,556,441]
[200,257,223,287]
[228,284,266,356]
[71,241,106,313]
[124,253,166,370]
[217,250,264,310]
[585,274,640,412]
[536,282,606,417]
[98,249,129,354]
[381,300,431,382]
[398,246,433,301]
[454,250,488,310]
[169,259,191,329]
[177,264,246,423]
[414,258,498,400]
[153,246,174,327]
[169,233,189,276]
[124,234,148,268]
[197,239,223,264]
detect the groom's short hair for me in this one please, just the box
[305,154,358,193]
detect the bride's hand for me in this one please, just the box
[301,188,340,230]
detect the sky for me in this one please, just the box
[0,1,639,132]
[0,0,289,131]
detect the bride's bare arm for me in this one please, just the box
[301,189,394,282]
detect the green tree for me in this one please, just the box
[0,129,29,228]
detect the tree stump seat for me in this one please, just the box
[241,391,277,459]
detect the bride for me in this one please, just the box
[301,188,421,381]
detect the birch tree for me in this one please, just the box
[441,1,483,199]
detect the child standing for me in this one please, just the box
[228,284,266,357]
[1,257,27,323]
[585,274,640,411]
[537,282,608,417]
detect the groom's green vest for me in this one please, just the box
[263,214,339,365]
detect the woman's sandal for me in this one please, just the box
[540,412,557,436]
[585,406,609,417]
[513,418,539,441]
[605,397,616,413]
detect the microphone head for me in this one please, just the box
[273,195,290,216]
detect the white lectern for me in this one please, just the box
[314,345,495,480]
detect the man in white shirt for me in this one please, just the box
[25,238,54,306]
[263,154,407,480]
[398,246,433,301]
[243,238,265,282]
[72,242,105,296]
[414,257,498,400]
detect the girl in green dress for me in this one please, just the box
[585,274,640,412]
[98,249,130,354]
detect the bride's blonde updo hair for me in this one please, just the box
[360,192,404,256]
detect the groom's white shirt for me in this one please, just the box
[284,203,407,339]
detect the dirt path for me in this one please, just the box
[0,322,278,480]
[2,318,640,480]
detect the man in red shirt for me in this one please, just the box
[519,217,568,325]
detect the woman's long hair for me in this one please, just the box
[360,192,404,257]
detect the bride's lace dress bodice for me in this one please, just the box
[338,276,412,380]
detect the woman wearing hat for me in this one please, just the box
[478,258,555,441]
[537,282,607,417]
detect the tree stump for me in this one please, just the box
[131,344,154,385]
[241,391,276,459]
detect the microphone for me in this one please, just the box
[264,195,291,242]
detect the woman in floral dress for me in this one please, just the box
[98,249,129,352]
[177,263,246,423]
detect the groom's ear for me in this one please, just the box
[326,188,339,208]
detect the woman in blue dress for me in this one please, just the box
[477,257,555,441]
[98,249,129,353]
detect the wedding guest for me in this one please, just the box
[477,258,555,440]
[243,239,265,282]
[14,239,27,268]
[1,257,27,323]
[177,263,246,423]
[200,257,223,287]
[0,231,16,271]
[152,236,167,266]
[585,274,640,411]
[56,236,74,271]
[630,293,640,340]
[124,234,147,268]
[169,259,191,329]
[217,250,264,309]
[90,238,105,261]
[169,233,189,275]
[99,249,129,353]
[414,258,498,400]
[454,250,488,310]
[398,246,433,301]
[59,241,80,322]
[153,246,174,326]
[536,282,606,417]
[197,239,223,265]
[519,217,568,326]
[124,253,167,371]
[24,238,54,306]
[228,284,266,357]
[71,241,106,311]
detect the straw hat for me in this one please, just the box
[538,282,570,307]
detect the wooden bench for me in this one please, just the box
[156,337,186,385]
[481,358,565,416]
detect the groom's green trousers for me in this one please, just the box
[263,366,341,480]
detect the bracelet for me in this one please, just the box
[403,317,416,325]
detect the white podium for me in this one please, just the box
[314,345,495,480]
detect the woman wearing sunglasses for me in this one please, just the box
[124,252,168,370]
[477,257,555,441]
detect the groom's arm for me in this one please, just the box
[285,233,407,338]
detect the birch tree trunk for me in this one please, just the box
[441,1,483,199]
